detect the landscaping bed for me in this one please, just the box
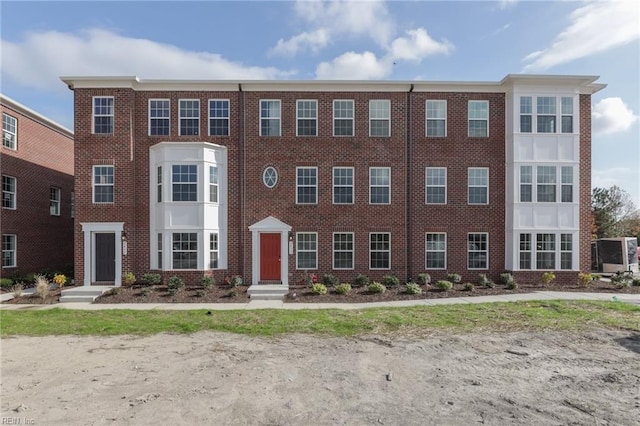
[93,284,249,304]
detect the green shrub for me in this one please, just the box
[141,288,151,297]
[611,273,632,288]
[167,288,178,296]
[167,276,184,291]
[463,282,475,291]
[142,273,162,285]
[506,281,519,290]
[500,273,514,284]
[322,274,339,287]
[485,279,496,288]
[334,283,352,295]
[123,272,136,286]
[577,272,595,286]
[541,272,555,285]
[436,280,453,291]
[368,281,386,294]
[311,283,328,295]
[201,276,215,289]
[383,275,400,287]
[478,274,489,286]
[633,278,640,287]
[0,278,13,289]
[353,274,370,287]
[230,275,243,287]
[447,273,462,284]
[417,273,431,285]
[405,282,422,295]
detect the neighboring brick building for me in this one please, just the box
[1,94,74,279]
[61,75,604,288]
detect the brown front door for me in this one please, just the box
[95,233,116,282]
[260,233,281,281]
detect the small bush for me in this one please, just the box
[195,290,205,298]
[368,281,386,294]
[167,276,184,291]
[167,288,178,296]
[436,280,453,291]
[201,276,215,289]
[35,275,50,300]
[463,282,475,291]
[485,279,496,288]
[52,274,66,288]
[417,273,431,285]
[633,278,640,287]
[405,282,422,295]
[230,275,243,287]
[109,287,120,296]
[322,274,339,287]
[141,288,151,297]
[500,273,514,284]
[0,278,13,289]
[383,275,400,288]
[447,273,462,284]
[478,274,489,286]
[123,272,136,286]
[311,283,328,295]
[611,273,632,289]
[541,272,555,285]
[334,283,352,295]
[12,283,23,297]
[142,273,162,285]
[577,272,595,287]
[506,281,519,290]
[353,274,370,287]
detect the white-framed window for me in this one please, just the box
[333,100,354,137]
[537,96,556,133]
[157,166,162,203]
[209,165,218,203]
[519,232,575,271]
[519,96,532,133]
[426,100,446,137]
[560,233,572,270]
[172,232,197,269]
[536,233,555,269]
[519,233,531,269]
[561,97,573,133]
[425,233,446,270]
[50,187,61,216]
[149,99,170,136]
[260,100,281,136]
[333,232,354,270]
[370,232,390,269]
[369,100,390,137]
[296,167,317,204]
[425,167,446,204]
[263,166,278,188]
[468,100,488,137]
[93,166,114,204]
[520,166,532,202]
[179,99,200,136]
[93,96,114,134]
[2,113,17,149]
[2,175,16,209]
[520,165,575,204]
[296,100,317,136]
[296,232,318,270]
[536,166,556,202]
[157,233,163,269]
[369,167,390,204]
[468,233,488,270]
[2,234,16,268]
[172,164,197,202]
[209,99,229,136]
[333,167,354,204]
[518,95,576,134]
[468,167,488,205]
[210,232,219,269]
[561,166,573,203]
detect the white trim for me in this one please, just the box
[369,99,391,137]
[148,98,170,136]
[369,167,391,205]
[178,98,200,136]
[425,167,447,205]
[2,234,17,268]
[425,232,447,270]
[248,216,292,285]
[426,100,447,137]
[333,99,354,137]
[296,232,318,270]
[369,232,391,270]
[296,166,318,205]
[332,232,355,270]
[296,99,318,137]
[332,166,354,205]
[259,99,281,137]
[263,166,278,188]
[208,98,230,136]
[80,222,124,286]
[467,232,489,270]
[92,96,114,134]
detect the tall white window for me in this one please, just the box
[561,166,573,202]
[333,100,354,136]
[209,165,218,203]
[2,113,17,149]
[2,234,16,268]
[179,99,200,136]
[536,233,555,269]
[468,101,488,137]
[425,167,446,204]
[172,165,197,202]
[296,100,317,136]
[93,166,114,203]
[209,99,229,136]
[172,232,197,269]
[296,232,318,270]
[333,232,354,270]
[2,175,16,209]
[260,100,281,136]
[519,233,531,269]
[93,97,114,134]
[536,96,556,133]
[468,168,488,205]
[210,233,219,269]
[369,100,390,137]
[468,233,488,269]
[333,167,354,204]
[537,166,556,202]
[157,166,162,202]
[296,167,317,204]
[50,187,61,216]
[157,233,163,269]
[561,97,574,133]
[370,233,390,269]
[149,99,170,136]
[369,167,390,204]
[426,100,447,137]
[425,233,446,269]
[519,96,532,133]
[560,234,572,270]
[520,166,532,202]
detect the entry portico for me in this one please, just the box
[248,216,292,286]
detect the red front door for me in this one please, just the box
[260,233,281,281]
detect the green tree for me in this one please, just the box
[592,186,640,238]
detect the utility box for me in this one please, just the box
[591,237,639,273]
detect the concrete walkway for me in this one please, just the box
[1,291,638,310]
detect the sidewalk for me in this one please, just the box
[1,291,638,310]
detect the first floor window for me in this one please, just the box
[425,233,446,269]
[296,232,317,269]
[3,113,17,149]
[2,234,16,267]
[172,165,197,202]
[50,187,61,216]
[536,233,555,269]
[560,234,572,270]
[93,96,114,134]
[93,166,114,203]
[2,175,16,209]
[370,233,390,269]
[296,167,317,204]
[333,167,353,204]
[426,167,446,204]
[172,232,197,269]
[157,233,163,269]
[209,165,218,203]
[370,167,390,204]
[468,233,488,269]
[179,99,200,136]
[209,233,219,269]
[468,168,488,204]
[519,234,532,269]
[333,233,354,269]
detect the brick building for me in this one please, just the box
[1,94,75,278]
[61,75,604,289]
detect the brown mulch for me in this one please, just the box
[2,285,71,305]
[93,284,250,303]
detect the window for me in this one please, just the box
[50,187,60,216]
[149,99,170,136]
[536,96,556,133]
[209,166,218,203]
[369,167,390,204]
[172,233,197,269]
[426,100,446,137]
[561,166,573,202]
[297,100,317,136]
[2,234,16,268]
[209,233,219,269]
[296,232,317,270]
[560,234,572,270]
[369,100,390,137]
[209,99,229,136]
[537,166,556,202]
[172,165,197,202]
[93,97,114,134]
[468,168,488,205]
[561,97,573,133]
[536,233,555,269]
[425,233,446,269]
[519,233,532,269]
[157,233,163,269]
[333,167,354,204]
[2,113,17,149]
[296,167,317,204]
[2,175,16,209]
[333,233,354,269]
[468,101,488,137]
[425,167,446,204]
[519,96,532,133]
[70,192,75,218]
[260,100,281,136]
[520,166,532,202]
[93,166,114,203]
[179,99,200,136]
[157,166,162,202]
[468,233,488,269]
[263,167,278,188]
[369,233,390,269]
[333,100,354,136]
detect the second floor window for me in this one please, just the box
[333,167,354,204]
[149,99,170,136]
[468,168,488,205]
[426,100,446,137]
[179,100,200,136]
[296,100,317,136]
[370,167,390,204]
[93,97,114,134]
[2,175,16,209]
[333,100,354,136]
[50,187,61,216]
[296,167,317,204]
[2,113,17,149]
[172,165,197,202]
[209,99,229,136]
[260,100,281,136]
[93,166,114,203]
[369,100,390,137]
[426,167,446,204]
[468,100,488,137]
[209,165,218,203]
[537,166,556,202]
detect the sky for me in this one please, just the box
[1,0,639,206]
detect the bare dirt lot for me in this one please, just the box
[2,329,639,425]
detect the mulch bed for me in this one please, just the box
[93,284,249,303]
[2,285,72,305]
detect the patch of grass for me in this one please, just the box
[1,301,638,337]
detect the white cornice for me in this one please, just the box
[0,94,74,138]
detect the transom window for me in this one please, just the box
[370,233,390,269]
[209,166,218,203]
[260,100,281,136]
[468,101,488,137]
[210,233,219,269]
[2,175,16,209]
[296,232,318,270]
[2,113,17,149]
[468,233,488,270]
[426,100,447,137]
[333,100,354,137]
[296,167,317,204]
[425,167,446,204]
[50,187,61,216]
[333,232,354,270]
[468,168,488,205]
[172,232,197,269]
[536,233,555,269]
[369,100,390,137]
[425,233,446,269]
[369,167,390,204]
[93,166,114,204]
[209,99,229,136]
[149,99,170,136]
[263,166,278,188]
[297,100,317,136]
[172,165,197,202]
[179,99,200,136]
[333,167,354,204]
[93,97,114,134]
[2,234,16,268]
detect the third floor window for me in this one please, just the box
[333,100,354,136]
[179,100,200,136]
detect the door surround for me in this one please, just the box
[248,216,291,286]
[80,222,124,286]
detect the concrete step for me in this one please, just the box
[59,286,112,302]
[247,284,289,301]
[59,295,99,303]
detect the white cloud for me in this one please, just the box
[522,0,640,71]
[1,29,293,91]
[499,0,518,10]
[388,28,453,62]
[269,29,329,57]
[592,97,639,135]
[315,51,390,80]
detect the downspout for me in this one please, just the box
[239,84,245,278]
[407,84,414,281]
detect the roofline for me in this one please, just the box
[1,94,74,138]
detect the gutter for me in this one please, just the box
[407,84,414,281]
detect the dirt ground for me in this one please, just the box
[1,329,639,425]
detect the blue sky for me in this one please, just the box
[2,0,639,205]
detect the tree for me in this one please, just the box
[592,186,640,239]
